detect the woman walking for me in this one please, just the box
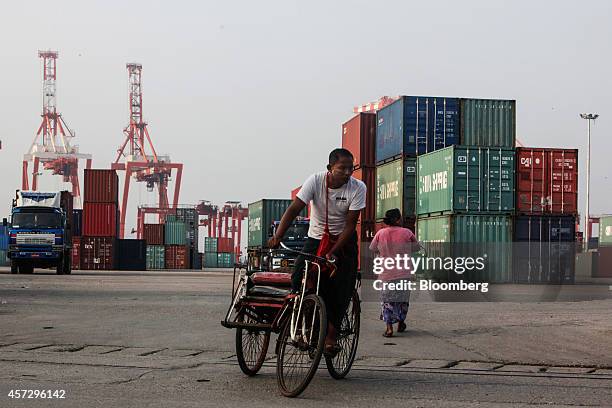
[369,209,420,337]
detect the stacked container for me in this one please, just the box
[514,148,578,283]
[342,113,377,271]
[173,208,200,269]
[203,237,219,268]
[411,97,517,283]
[164,215,190,270]
[116,239,147,271]
[146,245,165,270]
[248,199,306,248]
[81,169,119,270]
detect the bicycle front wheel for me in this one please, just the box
[276,294,327,398]
[236,310,270,376]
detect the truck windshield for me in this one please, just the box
[12,213,62,229]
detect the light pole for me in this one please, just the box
[579,113,599,248]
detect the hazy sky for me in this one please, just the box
[1,0,611,238]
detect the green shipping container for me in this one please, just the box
[146,245,165,270]
[376,157,417,221]
[204,237,218,253]
[460,99,516,148]
[165,220,187,245]
[599,215,612,245]
[248,199,307,248]
[417,145,515,216]
[417,214,513,283]
[204,252,218,268]
[217,252,234,268]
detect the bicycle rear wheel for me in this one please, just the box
[276,294,326,397]
[236,310,270,376]
[325,290,360,379]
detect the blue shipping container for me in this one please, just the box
[376,96,460,162]
[0,225,8,250]
[514,215,576,242]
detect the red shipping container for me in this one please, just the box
[165,245,189,269]
[596,247,612,278]
[84,169,119,203]
[342,113,376,169]
[81,236,115,270]
[143,224,164,245]
[291,185,311,217]
[83,203,118,237]
[516,148,578,215]
[72,236,81,270]
[217,237,234,253]
[352,166,376,223]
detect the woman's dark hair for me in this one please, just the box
[328,148,354,166]
[383,208,402,226]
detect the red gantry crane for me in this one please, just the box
[111,63,183,238]
[23,50,92,207]
[197,201,248,261]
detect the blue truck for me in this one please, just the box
[4,191,73,275]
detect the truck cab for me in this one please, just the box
[6,191,73,275]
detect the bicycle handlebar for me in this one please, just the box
[276,242,335,265]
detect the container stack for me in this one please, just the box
[370,96,517,282]
[81,169,119,270]
[144,223,165,270]
[513,148,579,283]
[203,237,218,268]
[164,214,191,269]
[174,208,201,269]
[342,112,377,270]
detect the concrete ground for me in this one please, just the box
[0,268,611,407]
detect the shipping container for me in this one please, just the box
[217,252,234,268]
[143,224,164,245]
[512,215,576,283]
[204,252,218,268]
[146,245,165,270]
[375,157,417,221]
[60,191,74,238]
[191,248,202,269]
[376,96,460,162]
[248,199,307,248]
[353,166,376,223]
[417,146,515,216]
[596,246,612,278]
[217,237,234,253]
[460,99,516,147]
[72,209,83,237]
[342,113,377,168]
[84,169,119,203]
[83,203,118,237]
[0,225,8,250]
[116,239,147,271]
[72,236,81,270]
[81,237,116,270]
[516,148,578,215]
[204,237,218,253]
[417,214,513,283]
[174,207,199,229]
[165,220,187,245]
[165,245,189,269]
[598,215,612,245]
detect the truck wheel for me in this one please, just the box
[63,255,72,275]
[56,256,65,275]
[10,261,18,274]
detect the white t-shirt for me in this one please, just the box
[297,171,366,239]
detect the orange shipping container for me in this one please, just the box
[165,245,189,269]
[342,113,376,169]
[352,166,376,223]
